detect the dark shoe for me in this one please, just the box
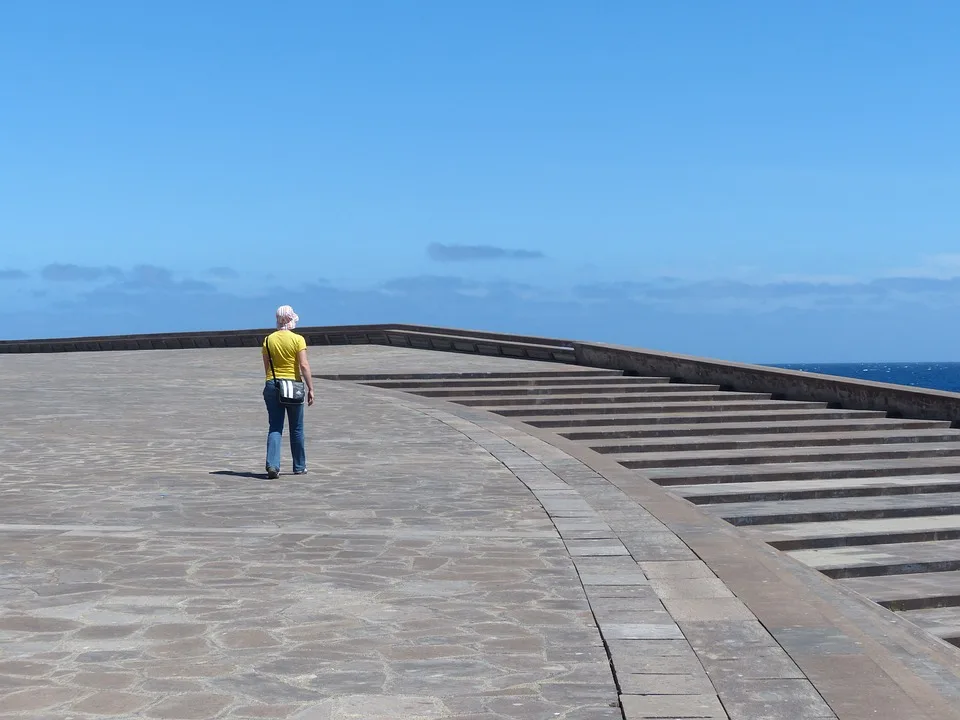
[266,467,280,479]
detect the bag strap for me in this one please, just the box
[265,335,279,382]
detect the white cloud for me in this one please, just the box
[887,253,960,280]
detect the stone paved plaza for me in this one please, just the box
[1,345,958,719]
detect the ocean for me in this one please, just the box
[772,363,960,394]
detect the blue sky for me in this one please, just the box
[2,1,959,361]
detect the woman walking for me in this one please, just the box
[262,305,315,478]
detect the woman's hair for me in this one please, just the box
[276,305,299,331]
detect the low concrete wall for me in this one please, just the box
[0,323,576,354]
[0,324,576,364]
[574,341,960,426]
[0,325,368,353]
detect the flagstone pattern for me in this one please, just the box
[1,347,623,719]
[1,344,958,719]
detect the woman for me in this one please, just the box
[261,305,315,478]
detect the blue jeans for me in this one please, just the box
[263,381,306,473]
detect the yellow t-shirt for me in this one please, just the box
[263,330,307,381]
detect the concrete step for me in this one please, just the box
[643,457,960,486]
[315,369,623,381]
[897,607,960,644]
[410,383,722,398]
[364,375,672,389]
[841,571,960,611]
[526,408,890,428]
[672,474,960,504]
[745,514,960,551]
[702,491,960,527]
[786,538,960,578]
[589,428,960,455]
[492,400,828,417]
[561,418,952,441]
[455,390,772,407]
[613,441,960,469]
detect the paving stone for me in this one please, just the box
[769,627,864,656]
[575,567,646,589]
[649,578,735,599]
[144,693,234,719]
[141,661,238,679]
[788,653,931,719]
[620,692,726,718]
[613,653,707,675]
[0,687,82,712]
[0,675,51,690]
[143,623,208,640]
[229,705,301,718]
[710,678,835,720]
[618,672,716,695]
[589,594,667,615]
[540,681,620,704]
[0,661,52,677]
[584,585,662,599]
[639,561,716,579]
[74,623,140,639]
[608,639,699,659]
[704,653,806,681]
[566,540,630,556]
[663,598,757,622]
[681,621,783,661]
[71,670,137,689]
[381,644,474,660]
[0,616,80,633]
[142,678,209,693]
[146,637,213,658]
[600,622,684,640]
[618,532,696,562]
[71,690,151,714]
[216,628,281,649]
[553,522,617,539]
[292,695,450,719]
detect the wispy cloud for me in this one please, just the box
[40,264,124,282]
[380,275,541,300]
[36,263,217,293]
[572,276,960,312]
[427,243,545,262]
[126,264,175,287]
[110,265,216,294]
[208,266,239,279]
[890,254,960,280]
[26,260,960,317]
[381,275,467,294]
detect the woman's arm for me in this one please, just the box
[297,349,315,406]
[262,351,271,377]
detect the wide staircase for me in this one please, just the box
[334,367,960,650]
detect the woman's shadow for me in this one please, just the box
[209,470,267,479]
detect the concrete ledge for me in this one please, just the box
[0,324,396,353]
[0,324,575,364]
